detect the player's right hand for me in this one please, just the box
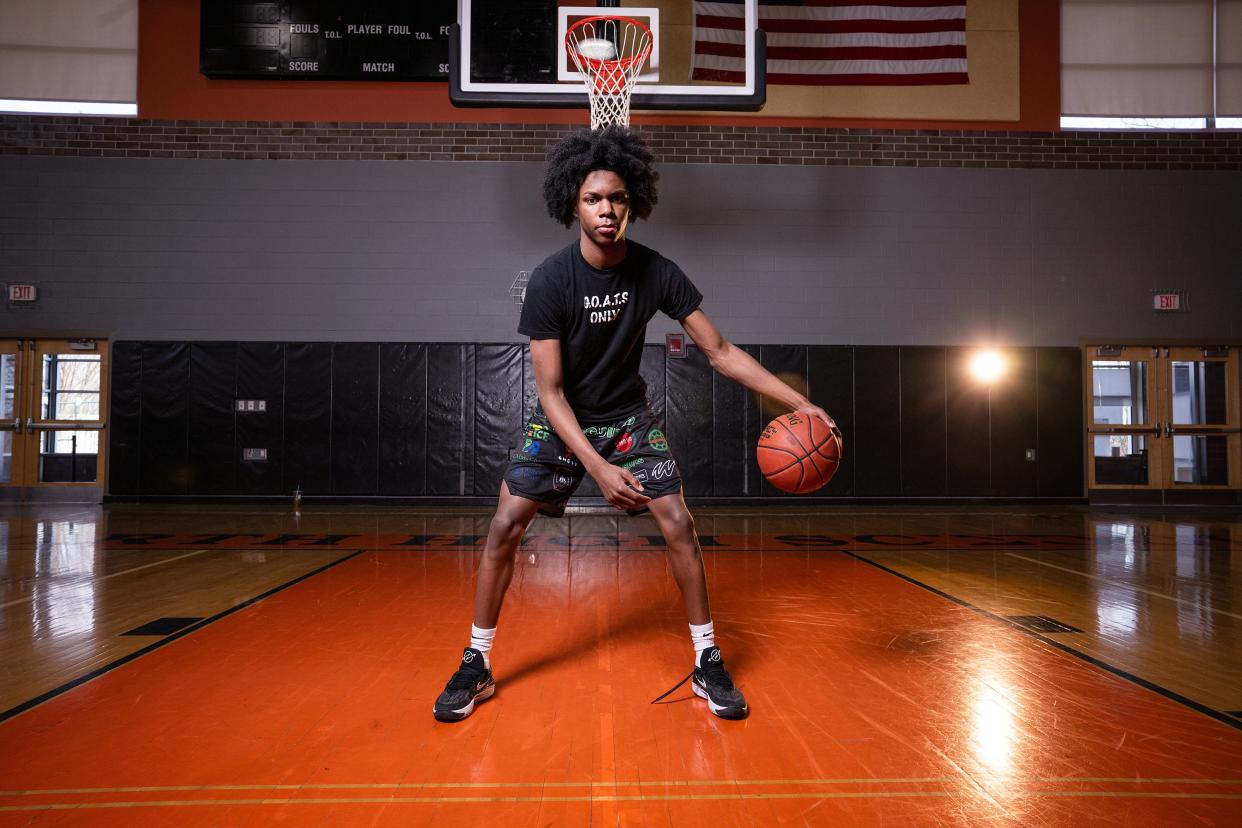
[797,403,841,439]
[592,464,651,511]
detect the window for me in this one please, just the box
[1061,0,1242,129]
[0,0,138,117]
[40,355,102,457]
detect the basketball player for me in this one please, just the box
[435,127,836,722]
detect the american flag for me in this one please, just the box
[691,1,969,86]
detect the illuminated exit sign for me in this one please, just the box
[1152,291,1184,312]
[7,284,37,303]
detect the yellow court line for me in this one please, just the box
[1005,553,1242,621]
[0,549,213,609]
[3,778,1240,797]
[1041,778,1242,784]
[0,780,947,796]
[3,792,1242,812]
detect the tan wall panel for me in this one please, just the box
[969,0,1018,30]
[663,23,693,83]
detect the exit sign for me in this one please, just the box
[8,284,37,302]
[1153,292,1184,311]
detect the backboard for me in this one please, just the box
[450,0,765,112]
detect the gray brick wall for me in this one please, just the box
[2,155,1239,345]
[5,118,1241,169]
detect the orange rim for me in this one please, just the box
[565,15,653,72]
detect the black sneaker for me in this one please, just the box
[433,647,495,722]
[692,647,748,720]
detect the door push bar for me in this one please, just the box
[24,420,107,431]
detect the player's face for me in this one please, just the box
[574,170,630,246]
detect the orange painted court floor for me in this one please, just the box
[1,508,1241,825]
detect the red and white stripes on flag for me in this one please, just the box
[692,1,969,86]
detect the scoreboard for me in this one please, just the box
[200,1,455,81]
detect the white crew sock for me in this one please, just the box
[470,624,496,668]
[689,621,716,663]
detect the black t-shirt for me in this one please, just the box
[518,240,703,424]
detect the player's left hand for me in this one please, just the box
[592,463,652,511]
[797,404,841,438]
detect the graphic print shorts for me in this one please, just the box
[503,408,681,517]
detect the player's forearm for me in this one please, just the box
[710,343,810,412]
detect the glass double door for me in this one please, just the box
[0,338,109,500]
[1088,345,1240,492]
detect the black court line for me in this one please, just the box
[0,549,367,725]
[843,550,1242,733]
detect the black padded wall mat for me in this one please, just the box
[738,345,764,498]
[139,343,190,495]
[1037,348,1084,498]
[710,345,755,497]
[899,347,948,497]
[107,342,142,495]
[330,343,379,495]
[236,343,285,495]
[188,343,238,495]
[807,346,854,497]
[853,347,902,497]
[991,348,1039,497]
[426,344,468,496]
[473,345,524,496]
[283,343,332,495]
[108,342,1087,501]
[946,348,991,497]
[379,344,428,496]
[666,346,714,497]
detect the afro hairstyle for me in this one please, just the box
[542,126,658,228]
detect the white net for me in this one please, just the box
[566,17,652,129]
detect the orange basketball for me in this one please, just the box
[757,413,842,494]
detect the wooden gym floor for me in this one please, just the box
[0,503,1240,825]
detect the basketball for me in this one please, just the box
[574,37,618,61]
[757,413,841,494]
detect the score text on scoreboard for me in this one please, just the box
[200,0,454,81]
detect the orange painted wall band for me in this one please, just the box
[139,0,1060,130]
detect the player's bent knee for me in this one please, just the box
[487,512,527,545]
[659,510,697,545]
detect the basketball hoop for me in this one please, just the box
[509,270,529,307]
[565,16,652,129]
